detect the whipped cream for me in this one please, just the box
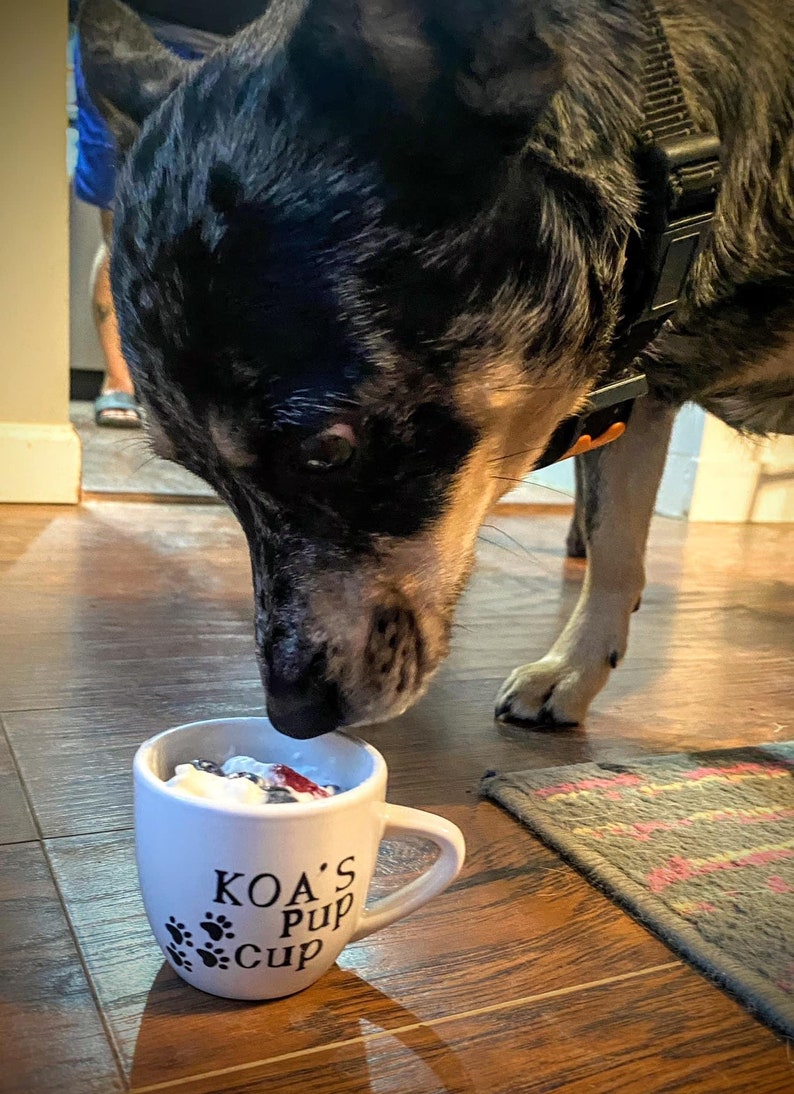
[165,755,339,805]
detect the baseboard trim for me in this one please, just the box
[80,489,222,505]
[0,421,82,504]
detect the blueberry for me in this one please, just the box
[226,771,267,789]
[188,759,223,775]
[265,788,297,804]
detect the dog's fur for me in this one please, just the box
[78,0,794,737]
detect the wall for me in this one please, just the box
[654,403,705,518]
[508,403,706,519]
[689,417,794,523]
[511,402,793,523]
[0,0,80,503]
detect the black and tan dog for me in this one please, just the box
[78,0,794,738]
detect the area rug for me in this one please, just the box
[481,742,794,1038]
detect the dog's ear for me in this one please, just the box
[292,0,562,211]
[365,0,561,127]
[77,0,196,152]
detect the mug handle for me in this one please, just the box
[350,803,466,942]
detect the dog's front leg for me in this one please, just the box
[496,395,675,727]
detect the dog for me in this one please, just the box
[78,0,794,739]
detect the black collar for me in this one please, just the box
[533,0,722,470]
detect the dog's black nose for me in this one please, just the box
[265,651,343,739]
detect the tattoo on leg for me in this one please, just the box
[93,301,113,326]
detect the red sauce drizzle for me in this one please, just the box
[271,763,331,798]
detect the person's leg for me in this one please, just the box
[91,209,142,426]
[75,28,209,426]
[73,34,141,426]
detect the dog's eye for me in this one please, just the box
[300,428,356,473]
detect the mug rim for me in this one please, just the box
[133,716,387,818]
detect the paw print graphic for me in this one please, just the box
[196,942,230,970]
[200,911,235,941]
[166,944,193,972]
[164,916,193,947]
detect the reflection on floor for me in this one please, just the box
[70,401,217,499]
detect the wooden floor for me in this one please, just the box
[0,499,792,1093]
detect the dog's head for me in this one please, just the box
[79,0,635,737]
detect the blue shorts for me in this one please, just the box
[73,34,204,210]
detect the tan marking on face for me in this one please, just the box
[289,282,600,726]
[443,274,599,485]
[454,347,595,493]
[208,413,257,468]
[410,366,591,617]
[299,359,593,727]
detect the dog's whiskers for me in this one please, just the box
[478,523,557,576]
[489,473,531,485]
[490,474,575,502]
[116,437,151,454]
[477,530,524,561]
[112,436,166,475]
[450,621,474,634]
[132,453,162,474]
[488,448,541,465]
[481,523,534,559]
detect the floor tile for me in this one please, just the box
[137,965,791,1094]
[47,805,678,1088]
[0,841,124,1093]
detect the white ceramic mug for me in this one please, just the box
[133,717,465,1000]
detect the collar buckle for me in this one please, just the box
[637,132,721,324]
[533,369,649,470]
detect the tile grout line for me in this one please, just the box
[39,837,132,1091]
[130,961,680,1094]
[0,826,135,848]
[0,714,50,845]
[0,711,38,841]
[44,823,135,842]
[0,694,265,716]
[0,713,131,1091]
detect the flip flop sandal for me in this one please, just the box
[94,391,144,429]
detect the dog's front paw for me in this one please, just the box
[495,656,610,729]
